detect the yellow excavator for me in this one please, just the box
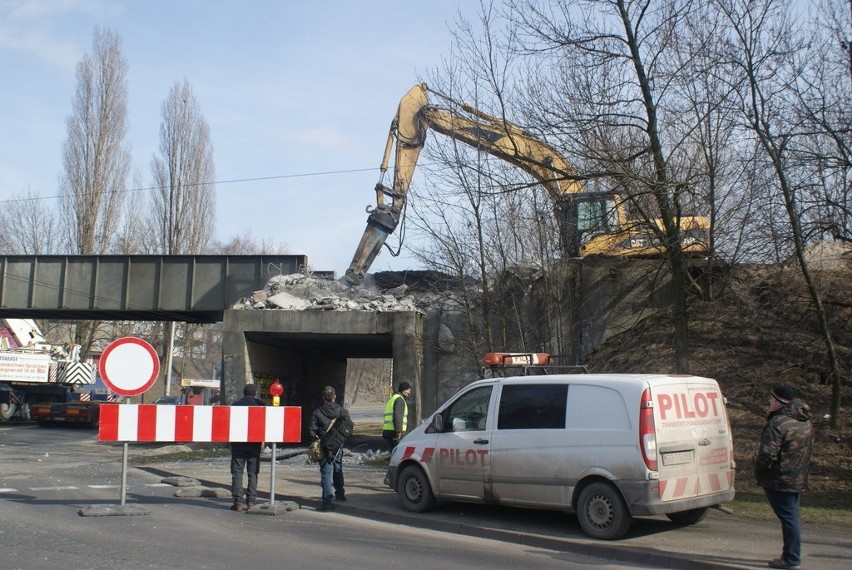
[344,83,709,285]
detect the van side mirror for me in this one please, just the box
[426,413,443,433]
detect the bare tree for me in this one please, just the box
[111,171,149,254]
[57,27,130,354]
[713,0,846,425]
[800,0,852,244]
[212,229,289,255]
[0,190,60,254]
[499,0,720,372]
[150,78,216,255]
[59,27,130,255]
[148,79,216,395]
[394,6,576,364]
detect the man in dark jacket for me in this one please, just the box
[310,385,350,511]
[382,382,411,453]
[230,384,265,512]
[755,385,814,570]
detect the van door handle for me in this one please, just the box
[473,439,489,445]
[698,438,711,446]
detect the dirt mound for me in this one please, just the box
[584,262,852,495]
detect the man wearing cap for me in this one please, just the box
[229,384,265,512]
[382,382,411,453]
[755,385,814,570]
[310,385,351,512]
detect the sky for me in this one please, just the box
[0,0,482,275]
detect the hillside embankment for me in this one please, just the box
[585,255,852,500]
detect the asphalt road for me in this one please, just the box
[1,423,655,570]
[4,421,851,570]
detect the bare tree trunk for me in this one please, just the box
[617,0,693,371]
[150,78,216,256]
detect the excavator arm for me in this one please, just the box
[344,83,587,285]
[344,83,709,285]
[342,85,428,286]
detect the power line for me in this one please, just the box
[0,166,382,205]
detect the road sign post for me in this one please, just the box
[96,337,160,512]
[268,380,285,507]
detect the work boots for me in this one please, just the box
[246,501,255,510]
[230,501,242,512]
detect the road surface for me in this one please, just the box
[0,423,654,569]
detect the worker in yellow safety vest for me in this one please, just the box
[382,382,411,453]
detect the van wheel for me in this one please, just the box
[666,507,709,526]
[397,465,436,513]
[577,482,631,540]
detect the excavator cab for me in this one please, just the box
[559,192,624,257]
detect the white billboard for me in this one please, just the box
[0,352,52,383]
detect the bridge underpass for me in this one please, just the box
[225,310,423,435]
[0,255,425,436]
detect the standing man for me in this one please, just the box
[310,385,350,512]
[382,382,411,453]
[755,385,814,570]
[230,384,265,512]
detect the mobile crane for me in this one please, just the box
[0,317,102,425]
[344,83,709,285]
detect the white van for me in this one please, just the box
[385,373,735,539]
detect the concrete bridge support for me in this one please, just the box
[221,310,423,440]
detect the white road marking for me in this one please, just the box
[88,483,174,489]
[29,486,79,491]
[0,488,19,493]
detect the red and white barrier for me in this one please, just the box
[98,404,302,443]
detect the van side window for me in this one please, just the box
[498,384,568,430]
[443,386,492,432]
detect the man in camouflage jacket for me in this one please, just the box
[754,385,814,570]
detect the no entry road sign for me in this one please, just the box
[99,337,160,396]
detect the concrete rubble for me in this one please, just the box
[234,273,421,312]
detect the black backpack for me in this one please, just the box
[321,411,354,454]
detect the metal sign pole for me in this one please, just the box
[267,380,285,510]
[270,443,277,507]
[120,442,129,506]
[165,322,175,396]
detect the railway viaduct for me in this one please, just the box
[0,254,424,436]
[0,253,675,435]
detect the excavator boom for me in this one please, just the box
[344,83,709,285]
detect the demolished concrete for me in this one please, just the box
[234,273,423,312]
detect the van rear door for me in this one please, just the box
[651,376,734,502]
